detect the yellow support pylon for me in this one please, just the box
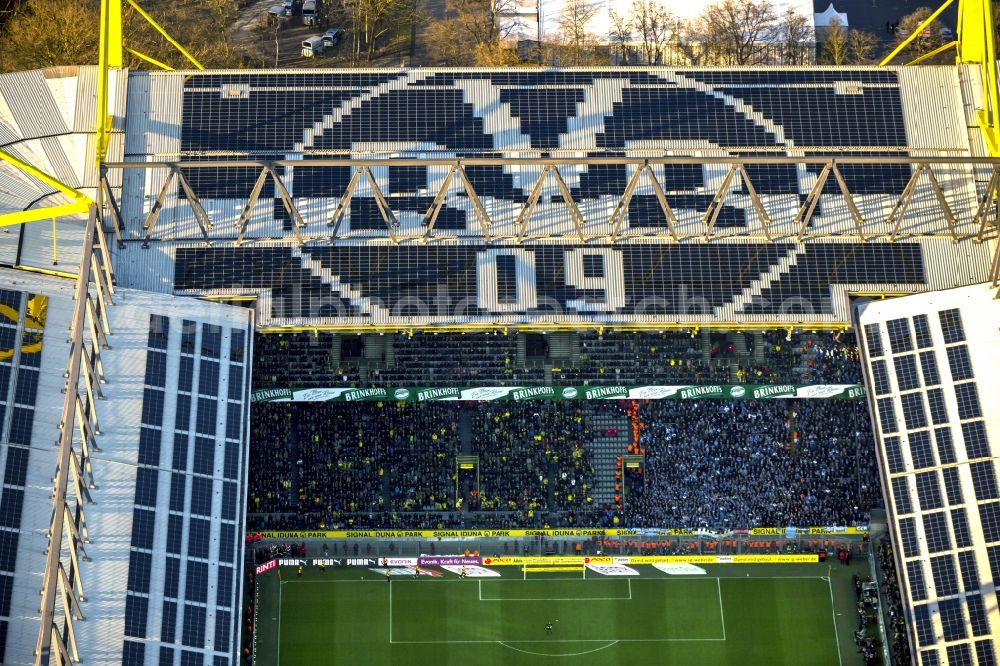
[882,0,1000,155]
[95,0,203,167]
[96,0,122,168]
[0,149,91,227]
[957,0,1000,154]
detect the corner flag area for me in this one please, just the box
[254,562,867,664]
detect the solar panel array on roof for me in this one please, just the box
[110,67,988,326]
[0,290,45,664]
[166,68,917,235]
[173,242,927,324]
[858,289,1000,666]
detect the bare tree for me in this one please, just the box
[452,0,521,45]
[779,8,811,65]
[608,9,634,65]
[472,39,522,65]
[122,0,247,68]
[350,0,415,62]
[0,0,99,72]
[251,15,283,68]
[995,1,1000,44]
[556,0,602,65]
[426,0,522,65]
[203,0,240,63]
[696,0,779,65]
[631,0,674,65]
[820,16,848,64]
[847,29,879,64]
[890,7,949,63]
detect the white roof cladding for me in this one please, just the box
[856,283,1000,666]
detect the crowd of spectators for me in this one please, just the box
[385,403,460,512]
[470,403,601,527]
[741,330,862,385]
[252,542,306,564]
[253,334,360,387]
[252,330,863,389]
[248,402,607,530]
[620,398,878,529]
[247,406,294,515]
[249,393,878,533]
[248,327,875,532]
[878,538,913,666]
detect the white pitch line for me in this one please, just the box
[389,579,393,644]
[827,576,843,666]
[277,581,283,666]
[497,640,620,657]
[479,597,632,601]
[716,577,726,641]
[390,638,727,644]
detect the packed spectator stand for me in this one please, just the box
[252,329,862,389]
[621,400,880,530]
[248,391,877,534]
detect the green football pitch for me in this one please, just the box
[253,562,870,665]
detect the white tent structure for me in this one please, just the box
[813,3,849,29]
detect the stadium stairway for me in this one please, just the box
[752,332,765,364]
[731,332,748,357]
[586,412,630,506]
[459,410,473,456]
[290,409,302,511]
[730,333,749,380]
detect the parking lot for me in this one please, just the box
[233,0,348,67]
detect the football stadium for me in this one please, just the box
[0,0,999,664]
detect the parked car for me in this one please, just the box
[322,28,342,47]
[282,0,302,15]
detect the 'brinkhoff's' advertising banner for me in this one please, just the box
[252,384,865,403]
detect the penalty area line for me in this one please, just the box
[389,637,727,644]
[497,640,620,658]
[478,596,632,601]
